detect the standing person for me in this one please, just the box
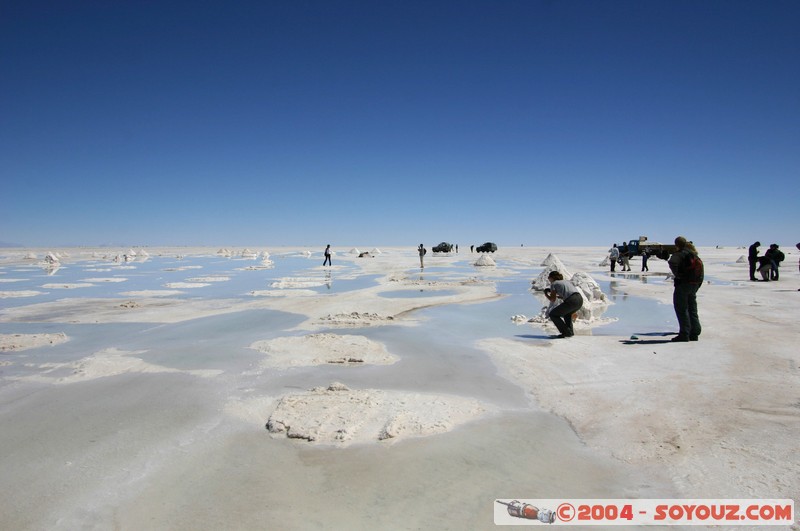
[323,244,332,266]
[668,236,703,342]
[608,244,619,272]
[619,242,631,271]
[470,245,474,253]
[796,243,800,291]
[455,244,458,253]
[765,244,784,280]
[418,244,426,269]
[641,250,649,272]
[748,241,761,281]
[543,271,584,338]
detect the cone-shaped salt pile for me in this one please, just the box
[474,254,496,266]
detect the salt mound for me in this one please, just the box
[44,252,60,264]
[736,255,746,263]
[241,248,259,259]
[526,253,611,325]
[532,257,572,291]
[350,248,360,255]
[370,248,382,255]
[249,333,398,369]
[474,254,496,267]
[217,248,232,257]
[24,253,37,260]
[570,271,610,320]
[265,382,489,446]
[599,256,610,267]
[541,253,567,269]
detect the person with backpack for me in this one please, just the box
[418,244,427,269]
[765,244,785,281]
[667,236,703,342]
[323,244,332,267]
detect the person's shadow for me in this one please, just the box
[515,334,562,340]
[620,332,676,344]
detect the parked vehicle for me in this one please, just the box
[476,242,497,253]
[625,236,677,260]
[432,242,454,253]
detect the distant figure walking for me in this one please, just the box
[418,244,426,269]
[748,241,760,281]
[544,271,583,338]
[323,244,332,266]
[470,245,474,253]
[641,250,649,272]
[455,244,458,253]
[619,242,631,271]
[608,244,619,272]
[668,236,703,342]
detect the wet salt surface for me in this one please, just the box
[378,289,459,298]
[0,257,678,528]
[0,256,688,399]
[2,258,682,378]
[0,255,375,308]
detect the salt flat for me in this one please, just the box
[0,245,798,530]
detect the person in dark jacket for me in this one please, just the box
[764,244,784,281]
[619,242,631,271]
[667,236,703,342]
[748,241,761,281]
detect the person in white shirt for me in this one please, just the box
[608,244,620,272]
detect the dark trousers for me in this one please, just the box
[673,283,701,339]
[549,293,583,336]
[770,262,779,280]
[610,258,616,272]
[748,259,757,280]
[323,255,331,266]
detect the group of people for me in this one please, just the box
[323,236,798,341]
[551,236,703,342]
[607,242,651,272]
[607,243,631,272]
[747,241,786,281]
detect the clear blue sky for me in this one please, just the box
[2,1,798,248]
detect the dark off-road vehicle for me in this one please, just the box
[476,242,497,253]
[432,242,454,253]
[625,236,678,260]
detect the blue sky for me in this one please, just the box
[2,1,798,248]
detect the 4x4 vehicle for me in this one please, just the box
[476,242,497,253]
[432,242,454,253]
[625,236,677,260]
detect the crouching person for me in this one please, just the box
[544,271,583,338]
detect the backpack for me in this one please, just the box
[682,252,704,283]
